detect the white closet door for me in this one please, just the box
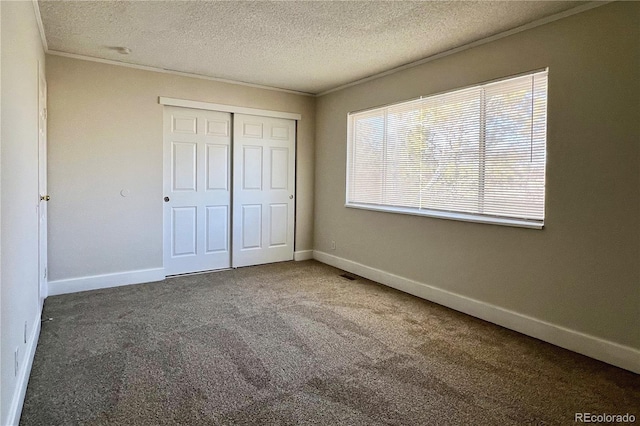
[232,114,296,267]
[163,106,231,275]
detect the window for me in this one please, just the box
[346,70,548,229]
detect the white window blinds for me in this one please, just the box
[346,70,548,228]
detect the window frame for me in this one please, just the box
[345,69,548,230]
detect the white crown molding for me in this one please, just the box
[32,0,48,51]
[317,1,611,97]
[45,50,315,97]
[34,0,310,97]
[34,0,608,98]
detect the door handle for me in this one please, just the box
[40,195,50,201]
[164,196,170,202]
[289,195,294,199]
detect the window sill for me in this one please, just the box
[345,203,544,230]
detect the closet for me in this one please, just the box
[162,104,296,275]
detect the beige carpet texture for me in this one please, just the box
[21,260,639,425]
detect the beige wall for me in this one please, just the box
[1,1,45,423]
[314,2,639,350]
[46,55,315,281]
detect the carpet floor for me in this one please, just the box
[21,260,639,425]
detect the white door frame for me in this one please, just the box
[37,60,48,304]
[160,98,300,275]
[159,97,301,121]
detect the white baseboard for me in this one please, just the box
[313,250,640,374]
[6,311,41,426]
[48,268,166,296]
[294,250,314,261]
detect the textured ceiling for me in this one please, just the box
[38,1,589,95]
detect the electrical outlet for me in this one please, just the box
[331,240,336,250]
[14,347,19,376]
[24,321,27,343]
